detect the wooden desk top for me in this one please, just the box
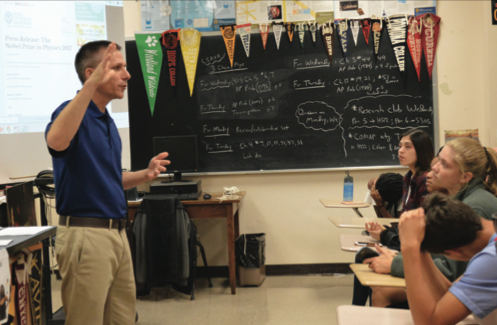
[337,305,478,325]
[319,199,370,209]
[128,191,246,207]
[350,263,406,288]
[339,234,379,252]
[328,215,398,229]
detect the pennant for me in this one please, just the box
[350,20,360,46]
[335,19,349,58]
[418,13,441,80]
[386,15,408,82]
[321,22,334,65]
[308,21,318,47]
[361,18,371,45]
[259,23,270,50]
[273,22,284,50]
[220,24,237,68]
[371,17,384,61]
[407,16,422,81]
[160,29,179,94]
[297,23,306,49]
[285,22,295,45]
[135,32,164,116]
[179,28,201,97]
[237,23,251,58]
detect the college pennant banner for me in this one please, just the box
[386,15,408,83]
[220,24,236,68]
[350,20,360,46]
[361,18,371,46]
[135,32,164,116]
[237,23,251,58]
[321,22,334,65]
[335,19,349,58]
[372,18,384,61]
[308,21,318,47]
[260,23,270,50]
[285,22,295,45]
[418,13,441,80]
[407,16,422,81]
[179,28,201,97]
[273,22,284,50]
[297,23,306,49]
[160,29,179,94]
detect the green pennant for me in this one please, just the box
[134,33,163,116]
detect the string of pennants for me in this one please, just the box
[135,13,440,117]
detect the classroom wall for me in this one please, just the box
[119,0,497,266]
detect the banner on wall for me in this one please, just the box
[386,15,408,83]
[286,22,295,45]
[308,21,318,46]
[180,28,201,97]
[160,29,180,94]
[335,19,348,58]
[260,23,270,50]
[297,23,306,49]
[350,20,360,46]
[220,24,237,68]
[407,16,422,81]
[372,18,384,61]
[135,33,164,116]
[361,18,371,45]
[418,13,441,80]
[321,22,334,64]
[237,23,252,57]
[273,22,284,50]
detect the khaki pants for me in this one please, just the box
[55,225,136,325]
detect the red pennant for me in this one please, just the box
[407,16,422,82]
[160,29,180,92]
[417,13,441,80]
[361,19,371,45]
[260,24,269,50]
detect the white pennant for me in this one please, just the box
[351,20,360,46]
[237,23,252,57]
[308,21,317,45]
[273,23,284,50]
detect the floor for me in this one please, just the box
[51,274,354,325]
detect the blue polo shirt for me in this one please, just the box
[45,99,126,219]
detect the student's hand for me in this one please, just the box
[85,42,117,87]
[364,245,397,274]
[365,222,385,241]
[398,208,426,250]
[370,185,384,207]
[146,152,170,180]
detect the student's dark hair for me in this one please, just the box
[420,193,482,254]
[401,129,434,175]
[75,40,121,84]
[375,173,403,212]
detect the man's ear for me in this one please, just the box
[85,67,94,81]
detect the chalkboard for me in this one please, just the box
[126,28,434,173]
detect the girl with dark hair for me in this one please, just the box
[370,173,404,218]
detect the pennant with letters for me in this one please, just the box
[361,18,371,45]
[386,15,408,82]
[308,21,318,47]
[179,28,201,97]
[260,23,270,50]
[372,17,384,61]
[273,22,284,50]
[135,32,163,116]
[335,19,349,58]
[321,22,334,65]
[220,24,237,68]
[350,20,360,46]
[237,23,251,58]
[285,22,295,45]
[407,16,422,81]
[297,23,306,49]
[417,13,441,80]
[160,29,179,94]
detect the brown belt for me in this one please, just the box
[59,216,127,231]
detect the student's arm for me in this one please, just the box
[400,209,471,325]
[122,152,170,190]
[46,43,117,152]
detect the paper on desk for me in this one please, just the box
[0,240,12,246]
[0,226,52,236]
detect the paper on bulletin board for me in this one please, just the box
[334,0,436,19]
[236,1,333,24]
[169,1,235,31]
[283,1,334,22]
[0,249,10,324]
[140,0,171,32]
[444,129,479,143]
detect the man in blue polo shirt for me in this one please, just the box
[399,193,497,325]
[46,41,169,325]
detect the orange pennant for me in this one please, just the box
[220,24,236,68]
[260,24,270,50]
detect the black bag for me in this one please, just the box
[235,233,266,268]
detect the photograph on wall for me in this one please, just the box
[340,1,359,11]
[267,5,282,20]
[444,129,479,143]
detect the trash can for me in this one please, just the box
[235,233,266,286]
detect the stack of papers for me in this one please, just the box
[0,226,52,236]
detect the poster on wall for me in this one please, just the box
[334,0,436,19]
[444,129,479,143]
[169,1,235,32]
[140,0,171,31]
[236,1,333,24]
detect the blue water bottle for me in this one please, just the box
[343,171,354,202]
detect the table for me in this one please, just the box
[337,305,477,325]
[350,263,406,288]
[319,199,370,218]
[128,192,245,295]
[328,215,398,229]
[339,234,380,252]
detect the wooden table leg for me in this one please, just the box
[226,204,236,294]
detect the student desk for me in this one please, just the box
[319,199,370,218]
[350,263,406,288]
[337,305,478,325]
[128,192,245,295]
[339,234,380,252]
[328,215,398,229]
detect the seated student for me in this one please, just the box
[400,193,497,325]
[368,173,404,219]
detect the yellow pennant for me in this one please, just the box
[220,24,236,68]
[180,28,201,97]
